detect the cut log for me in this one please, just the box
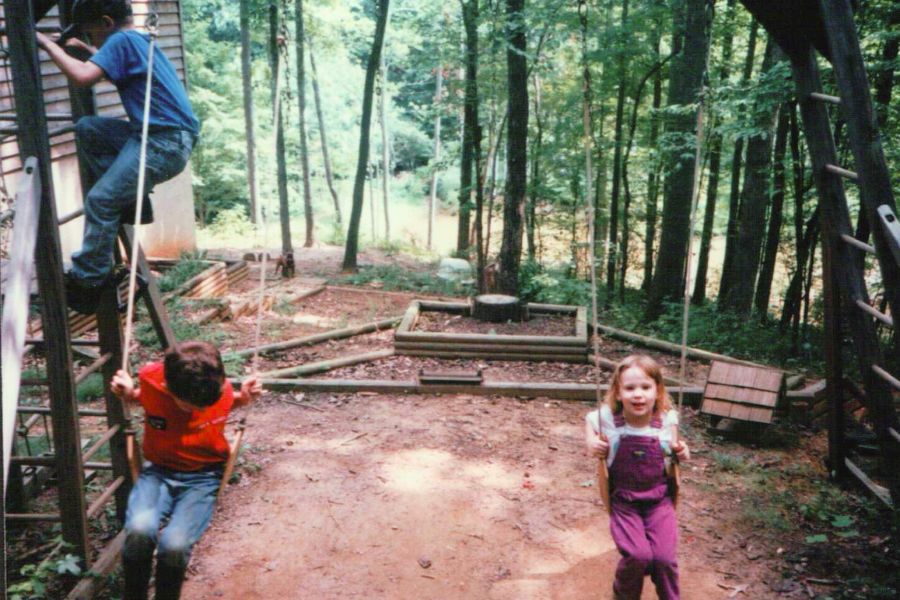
[472,294,522,322]
[256,349,394,378]
[396,349,587,363]
[395,341,586,354]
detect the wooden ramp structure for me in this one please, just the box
[741,0,900,506]
[701,361,785,424]
[2,2,178,597]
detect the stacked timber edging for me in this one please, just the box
[394,299,589,363]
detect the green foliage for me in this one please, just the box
[8,543,81,600]
[158,251,210,293]
[75,373,104,403]
[334,264,468,296]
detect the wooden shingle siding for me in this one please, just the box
[0,1,187,178]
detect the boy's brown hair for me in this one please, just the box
[71,0,133,27]
[163,341,225,408]
[604,354,673,415]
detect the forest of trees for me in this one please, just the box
[184,0,898,349]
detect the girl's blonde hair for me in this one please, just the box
[604,354,672,415]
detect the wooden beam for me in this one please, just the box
[395,341,586,354]
[259,377,705,405]
[396,349,588,363]
[2,159,41,493]
[844,457,893,508]
[226,316,402,359]
[256,349,394,379]
[65,530,126,600]
[396,330,587,347]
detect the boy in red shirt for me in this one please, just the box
[111,341,261,600]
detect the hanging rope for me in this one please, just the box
[121,10,159,372]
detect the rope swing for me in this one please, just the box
[121,9,159,372]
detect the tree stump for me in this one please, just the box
[472,294,522,322]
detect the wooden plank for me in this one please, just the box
[575,307,588,341]
[396,349,588,364]
[2,158,41,490]
[418,299,471,313]
[700,399,732,417]
[707,361,730,384]
[65,530,126,600]
[730,403,752,421]
[256,349,394,379]
[526,302,580,314]
[395,341,586,355]
[255,377,706,404]
[226,316,402,359]
[397,301,420,334]
[396,330,587,347]
[844,457,893,508]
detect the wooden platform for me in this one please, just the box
[701,360,785,424]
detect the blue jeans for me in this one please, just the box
[71,116,195,286]
[123,462,221,600]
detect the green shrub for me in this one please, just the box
[158,251,209,293]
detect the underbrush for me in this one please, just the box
[157,250,210,293]
[333,263,471,296]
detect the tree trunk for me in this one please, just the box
[692,0,736,304]
[341,0,390,272]
[644,0,710,321]
[717,19,758,302]
[379,54,391,241]
[527,72,542,262]
[642,14,663,292]
[754,101,789,318]
[721,41,782,316]
[295,0,314,248]
[269,1,293,259]
[457,9,479,259]
[239,0,259,224]
[606,0,629,305]
[308,40,342,225]
[427,66,443,251]
[497,0,528,295]
[579,0,595,294]
[461,0,485,291]
[485,121,504,259]
[873,7,898,128]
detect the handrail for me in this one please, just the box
[2,158,42,495]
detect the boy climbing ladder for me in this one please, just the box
[36,0,199,314]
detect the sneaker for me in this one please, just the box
[120,196,154,225]
[64,272,102,314]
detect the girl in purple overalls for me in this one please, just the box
[584,354,690,600]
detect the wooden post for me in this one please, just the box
[120,226,176,350]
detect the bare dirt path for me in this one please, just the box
[172,248,791,599]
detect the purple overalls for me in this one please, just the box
[608,413,679,600]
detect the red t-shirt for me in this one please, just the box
[137,362,234,471]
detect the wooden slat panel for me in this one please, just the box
[701,399,732,417]
[730,403,751,421]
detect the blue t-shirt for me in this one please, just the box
[91,29,199,135]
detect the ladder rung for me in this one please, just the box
[855,299,894,327]
[26,337,102,347]
[840,234,876,254]
[82,424,122,463]
[8,456,113,470]
[49,124,77,138]
[890,427,900,444]
[74,352,114,385]
[5,513,62,522]
[58,207,85,225]
[872,364,900,391]
[16,406,108,417]
[809,92,841,104]
[825,164,859,181]
[0,112,74,122]
[86,476,127,519]
[17,413,43,434]
[844,457,893,508]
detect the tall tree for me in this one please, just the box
[644,0,710,320]
[497,0,528,294]
[717,18,759,301]
[461,0,485,290]
[239,0,259,224]
[308,40,342,225]
[342,0,391,272]
[295,0,314,248]
[270,0,293,262]
[642,8,664,291]
[720,40,783,316]
[457,1,480,258]
[692,0,736,304]
[527,72,543,262]
[606,0,629,305]
[427,65,443,251]
[754,100,789,317]
[379,51,391,240]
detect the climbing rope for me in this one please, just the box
[121,8,160,372]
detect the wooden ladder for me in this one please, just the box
[3,0,175,580]
[785,1,900,506]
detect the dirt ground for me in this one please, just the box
[169,249,787,600]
